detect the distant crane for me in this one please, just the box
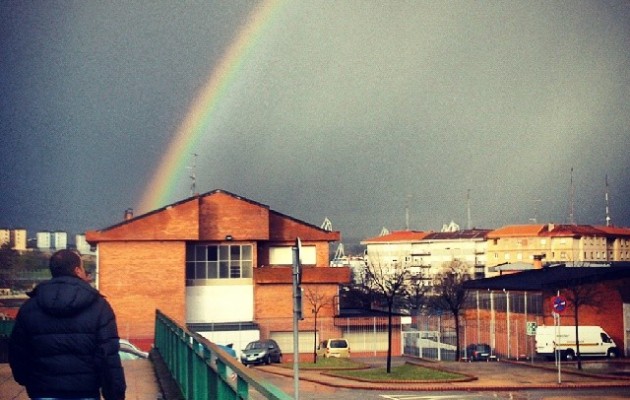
[334,243,345,259]
[321,217,333,231]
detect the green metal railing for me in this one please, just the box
[154,310,293,400]
[0,319,15,336]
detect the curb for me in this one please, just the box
[257,360,630,392]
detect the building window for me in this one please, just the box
[186,243,253,280]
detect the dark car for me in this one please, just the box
[240,339,282,366]
[466,343,492,361]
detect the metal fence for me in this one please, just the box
[404,312,546,361]
[155,310,292,400]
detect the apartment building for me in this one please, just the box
[75,234,95,255]
[0,228,27,251]
[486,224,630,276]
[361,228,490,285]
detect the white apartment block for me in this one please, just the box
[36,231,68,251]
[362,228,490,287]
[0,228,27,251]
[75,234,95,255]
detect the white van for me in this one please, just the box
[535,325,619,360]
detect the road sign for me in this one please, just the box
[551,295,567,313]
[526,321,537,336]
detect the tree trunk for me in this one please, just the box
[387,301,393,373]
[453,310,460,361]
[313,313,318,363]
[575,308,582,370]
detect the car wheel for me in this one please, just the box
[565,349,575,361]
[265,355,271,365]
[607,348,619,358]
[276,354,283,363]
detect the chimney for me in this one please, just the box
[124,208,134,221]
[533,253,545,269]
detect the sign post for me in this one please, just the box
[551,293,567,384]
[292,238,303,399]
[526,321,536,362]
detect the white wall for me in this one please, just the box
[186,282,254,323]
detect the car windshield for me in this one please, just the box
[246,341,264,350]
[330,340,347,348]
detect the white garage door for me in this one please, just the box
[270,331,317,354]
[344,331,389,353]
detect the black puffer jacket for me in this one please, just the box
[9,276,126,400]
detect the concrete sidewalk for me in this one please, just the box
[0,359,162,400]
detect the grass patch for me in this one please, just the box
[327,363,466,381]
[287,357,366,370]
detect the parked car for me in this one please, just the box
[316,338,350,358]
[240,339,282,366]
[465,343,492,361]
[119,339,149,360]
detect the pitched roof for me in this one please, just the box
[538,224,606,238]
[361,230,430,244]
[593,226,630,237]
[464,264,630,291]
[487,225,545,238]
[86,189,339,242]
[423,229,491,241]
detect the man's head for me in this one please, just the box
[49,249,89,281]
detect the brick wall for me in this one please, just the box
[98,241,186,343]
[199,192,270,241]
[542,280,627,350]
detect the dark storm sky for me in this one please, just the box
[1,1,629,243]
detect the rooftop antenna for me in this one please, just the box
[529,199,541,223]
[568,167,576,225]
[189,153,198,197]
[605,174,612,226]
[466,189,472,230]
[405,194,412,230]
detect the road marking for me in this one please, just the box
[380,395,478,400]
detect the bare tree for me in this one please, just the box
[304,286,333,363]
[430,260,471,361]
[364,257,411,373]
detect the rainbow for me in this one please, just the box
[138,0,283,213]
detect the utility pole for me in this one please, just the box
[466,189,472,230]
[568,168,576,225]
[605,174,612,227]
[292,238,303,399]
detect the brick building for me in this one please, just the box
[86,190,351,354]
[464,265,630,358]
